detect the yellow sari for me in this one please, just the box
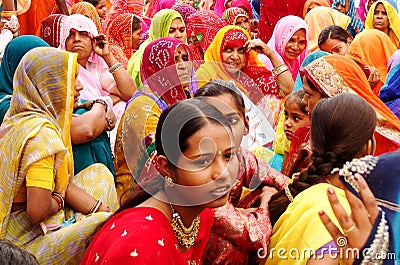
[365,0,400,48]
[0,47,118,264]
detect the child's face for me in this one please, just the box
[207,94,248,148]
[96,0,107,18]
[284,99,310,141]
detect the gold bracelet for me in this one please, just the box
[272,64,289,77]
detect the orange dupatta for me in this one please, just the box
[301,54,400,155]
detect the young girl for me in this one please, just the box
[269,90,310,172]
[84,0,108,20]
[82,99,239,264]
[318,25,352,55]
[194,80,288,264]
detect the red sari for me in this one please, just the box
[81,207,214,264]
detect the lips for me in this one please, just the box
[284,130,293,139]
[210,184,231,198]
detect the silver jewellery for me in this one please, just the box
[109,62,122,74]
[361,208,390,265]
[165,176,174,187]
[339,155,378,193]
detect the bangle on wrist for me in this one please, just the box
[87,200,102,215]
[90,99,108,112]
[272,64,289,77]
[51,192,65,212]
[109,62,122,74]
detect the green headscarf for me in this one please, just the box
[127,9,185,88]
[0,35,49,124]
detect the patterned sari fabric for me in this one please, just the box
[301,55,400,155]
[302,0,330,19]
[106,13,136,69]
[0,47,118,264]
[331,0,364,36]
[231,0,253,19]
[127,9,185,87]
[365,0,400,48]
[171,2,197,25]
[103,0,145,32]
[186,10,227,61]
[305,6,351,53]
[379,63,400,119]
[258,0,307,42]
[114,37,194,198]
[357,0,367,21]
[0,36,49,125]
[70,2,103,34]
[263,15,308,81]
[38,14,67,47]
[223,7,249,25]
[346,29,396,95]
[81,207,214,264]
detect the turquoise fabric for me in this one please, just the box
[0,35,49,123]
[72,106,116,178]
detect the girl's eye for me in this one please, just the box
[195,158,211,166]
[228,117,238,124]
[225,152,237,160]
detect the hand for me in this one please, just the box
[367,67,380,90]
[92,34,111,57]
[259,186,278,209]
[105,107,116,131]
[76,100,93,110]
[244,39,274,57]
[318,175,379,265]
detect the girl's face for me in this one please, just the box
[174,45,191,87]
[319,37,350,55]
[284,99,310,141]
[335,3,348,14]
[170,123,238,208]
[131,27,142,51]
[284,29,307,60]
[301,75,324,114]
[95,0,107,19]
[206,94,248,148]
[169,18,187,43]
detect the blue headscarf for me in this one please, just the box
[293,51,330,91]
[332,0,364,37]
[379,62,400,119]
[0,35,49,124]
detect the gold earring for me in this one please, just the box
[165,177,174,187]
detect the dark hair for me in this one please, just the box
[87,99,231,246]
[0,240,39,265]
[268,93,376,226]
[318,25,351,48]
[194,80,245,117]
[284,90,307,115]
[84,0,100,6]
[132,16,141,32]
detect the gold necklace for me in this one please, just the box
[169,204,200,249]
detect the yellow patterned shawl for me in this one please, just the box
[0,47,77,236]
[365,0,400,48]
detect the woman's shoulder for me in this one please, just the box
[82,207,184,265]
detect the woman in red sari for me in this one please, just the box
[81,99,240,264]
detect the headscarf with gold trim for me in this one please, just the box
[301,54,400,155]
[70,2,103,34]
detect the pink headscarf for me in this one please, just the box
[357,0,367,22]
[154,0,177,14]
[263,15,309,80]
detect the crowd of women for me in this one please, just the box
[0,0,399,264]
